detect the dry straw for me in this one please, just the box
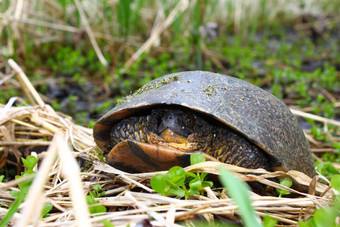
[0,59,338,226]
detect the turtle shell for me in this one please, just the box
[94,71,315,177]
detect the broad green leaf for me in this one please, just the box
[190,153,206,165]
[189,178,202,191]
[330,175,340,192]
[298,221,311,227]
[298,207,337,227]
[23,170,35,175]
[89,191,96,198]
[200,172,208,180]
[87,195,106,214]
[219,167,261,227]
[102,220,115,227]
[93,184,102,193]
[185,171,197,179]
[21,157,30,170]
[202,180,213,188]
[276,178,293,197]
[168,187,185,197]
[89,205,107,214]
[150,174,167,193]
[41,203,53,219]
[313,207,337,227]
[86,195,97,205]
[21,156,38,171]
[166,166,186,187]
[189,189,200,197]
[263,215,278,227]
[280,178,293,187]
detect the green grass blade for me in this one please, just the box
[219,167,262,227]
[193,0,203,69]
[0,192,25,227]
[117,0,133,38]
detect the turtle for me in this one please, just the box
[93,71,315,177]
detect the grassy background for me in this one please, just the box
[1,0,339,122]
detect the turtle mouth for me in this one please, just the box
[156,109,194,137]
[148,129,200,153]
[159,128,189,144]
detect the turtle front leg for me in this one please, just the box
[211,128,271,170]
[109,115,152,152]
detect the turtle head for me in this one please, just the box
[157,109,196,136]
[155,108,213,143]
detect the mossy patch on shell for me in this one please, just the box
[116,75,179,105]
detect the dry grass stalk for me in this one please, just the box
[0,14,80,33]
[124,0,189,68]
[290,108,340,128]
[18,135,58,226]
[56,133,91,227]
[73,0,108,67]
[8,59,45,108]
[0,60,338,226]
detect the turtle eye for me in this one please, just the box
[184,115,195,128]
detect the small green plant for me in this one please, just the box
[1,177,33,227]
[72,73,88,87]
[117,0,133,38]
[86,184,107,215]
[315,161,339,182]
[21,156,39,174]
[298,174,340,227]
[51,99,62,111]
[310,125,329,142]
[68,94,77,110]
[101,220,115,227]
[41,203,53,219]
[0,155,44,227]
[91,183,113,225]
[89,184,105,198]
[262,215,279,227]
[0,156,53,226]
[276,178,293,197]
[150,153,213,199]
[46,47,86,76]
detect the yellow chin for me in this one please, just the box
[147,129,199,152]
[160,128,188,144]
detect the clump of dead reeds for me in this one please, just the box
[0,60,338,226]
